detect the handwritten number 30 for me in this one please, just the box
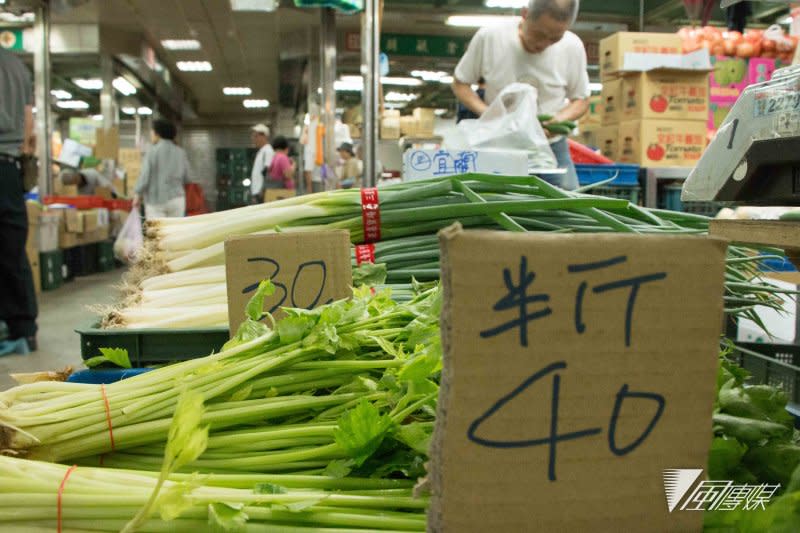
[243,257,330,315]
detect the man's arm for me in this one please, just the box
[452,80,489,116]
[22,105,35,155]
[554,98,589,123]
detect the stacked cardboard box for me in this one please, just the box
[413,108,436,137]
[380,110,401,139]
[25,202,41,294]
[598,33,710,167]
[58,207,111,248]
[118,148,142,197]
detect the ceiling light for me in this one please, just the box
[73,78,103,90]
[589,82,603,92]
[446,15,513,27]
[0,11,34,23]
[384,102,408,110]
[484,0,527,7]
[161,39,201,50]
[91,115,103,121]
[51,89,72,100]
[230,0,278,11]
[243,99,270,108]
[385,91,419,102]
[411,70,450,82]
[137,106,153,115]
[56,100,90,110]
[112,77,137,96]
[334,80,363,92]
[381,76,423,86]
[434,108,448,116]
[779,15,793,25]
[438,75,455,84]
[177,61,212,72]
[223,86,252,95]
[121,107,136,115]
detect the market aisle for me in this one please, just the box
[0,269,124,390]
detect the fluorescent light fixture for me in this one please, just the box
[230,0,278,11]
[73,78,103,90]
[92,115,103,121]
[779,15,793,25]
[589,82,603,92]
[223,86,252,95]
[385,91,419,102]
[51,89,72,100]
[334,80,363,92]
[410,70,450,82]
[384,102,408,110]
[56,100,90,110]
[137,106,153,115]
[161,39,201,50]
[438,75,455,84]
[434,108,448,116]
[243,99,270,108]
[484,0,526,7]
[112,77,137,96]
[0,11,34,23]
[382,76,423,86]
[336,75,423,89]
[121,106,137,115]
[177,61,212,72]
[446,15,513,27]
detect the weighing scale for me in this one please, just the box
[683,61,800,266]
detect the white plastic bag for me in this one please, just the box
[455,83,557,168]
[113,209,143,264]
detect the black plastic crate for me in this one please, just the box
[733,342,800,407]
[63,244,98,279]
[96,240,115,272]
[77,323,230,367]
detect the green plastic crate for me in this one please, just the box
[39,249,64,291]
[96,240,115,272]
[590,185,640,205]
[734,343,800,407]
[76,323,230,367]
[229,187,251,206]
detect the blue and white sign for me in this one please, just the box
[403,149,528,181]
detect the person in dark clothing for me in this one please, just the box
[0,47,37,350]
[456,77,486,123]
[727,1,751,33]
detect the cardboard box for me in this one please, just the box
[264,189,296,203]
[53,180,79,196]
[38,212,61,252]
[59,225,110,249]
[400,116,419,137]
[94,127,119,160]
[617,119,707,167]
[599,32,682,79]
[380,110,401,140]
[621,70,709,121]
[582,94,603,128]
[595,125,620,161]
[81,209,99,233]
[601,77,623,125]
[95,186,113,200]
[413,107,436,137]
[708,98,735,131]
[403,149,529,180]
[709,56,749,103]
[65,208,83,233]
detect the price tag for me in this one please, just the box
[431,225,726,532]
[224,231,353,333]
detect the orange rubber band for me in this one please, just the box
[57,465,77,533]
[100,384,115,450]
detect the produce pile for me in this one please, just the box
[678,25,797,61]
[2,285,800,531]
[104,175,790,330]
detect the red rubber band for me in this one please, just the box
[100,384,115,450]
[57,465,77,533]
[360,188,381,243]
[354,244,376,265]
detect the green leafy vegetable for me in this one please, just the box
[84,347,132,369]
[334,400,395,466]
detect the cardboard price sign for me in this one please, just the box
[431,226,726,533]
[224,231,353,332]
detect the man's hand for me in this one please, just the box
[21,134,36,156]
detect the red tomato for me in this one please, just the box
[649,95,668,113]
[647,144,666,161]
[711,44,725,56]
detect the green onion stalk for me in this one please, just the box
[0,284,440,481]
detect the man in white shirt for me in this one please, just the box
[452,0,589,190]
[250,123,274,203]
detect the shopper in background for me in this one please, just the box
[250,123,274,203]
[336,142,362,189]
[132,119,191,219]
[58,166,118,196]
[0,47,38,350]
[267,136,296,190]
[452,0,589,190]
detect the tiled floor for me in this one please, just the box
[0,268,124,390]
